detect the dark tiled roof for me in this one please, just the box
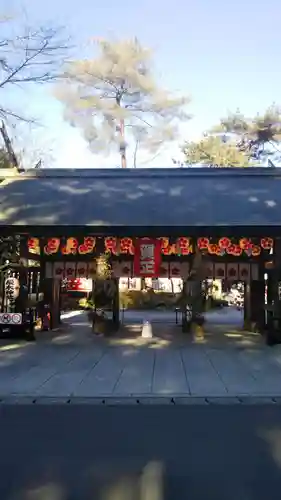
[0,167,281,227]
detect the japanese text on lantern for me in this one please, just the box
[43,237,96,256]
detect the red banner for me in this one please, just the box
[66,279,92,292]
[134,238,162,277]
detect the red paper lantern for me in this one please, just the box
[260,237,273,250]
[218,237,231,249]
[197,237,209,249]
[239,238,252,250]
[252,245,261,257]
[208,243,219,254]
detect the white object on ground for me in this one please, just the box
[60,310,85,320]
[142,321,153,338]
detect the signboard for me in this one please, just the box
[0,313,22,325]
[5,277,20,306]
[134,238,162,277]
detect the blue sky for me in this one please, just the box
[3,0,281,167]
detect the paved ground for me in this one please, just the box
[1,403,281,499]
[1,309,281,399]
[121,306,244,326]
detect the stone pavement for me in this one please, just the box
[1,310,281,400]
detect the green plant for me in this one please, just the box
[119,289,181,310]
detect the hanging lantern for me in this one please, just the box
[197,237,209,250]
[252,246,261,257]
[218,237,231,249]
[226,244,236,255]
[239,238,252,250]
[260,237,273,250]
[208,243,219,255]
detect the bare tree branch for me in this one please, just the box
[0,17,70,123]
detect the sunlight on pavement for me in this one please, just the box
[25,482,65,500]
[0,343,24,351]
[51,334,78,344]
[258,428,281,470]
[225,333,243,338]
[0,342,30,352]
[140,461,164,500]
[60,310,84,320]
[108,337,171,348]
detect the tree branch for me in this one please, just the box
[0,22,69,121]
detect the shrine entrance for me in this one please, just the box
[1,166,280,344]
[20,234,271,340]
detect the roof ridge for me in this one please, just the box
[13,166,280,180]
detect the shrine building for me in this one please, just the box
[0,166,281,341]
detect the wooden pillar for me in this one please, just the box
[265,238,281,344]
[51,279,61,329]
[42,278,61,330]
[250,280,265,331]
[243,282,251,329]
[249,261,265,332]
[265,269,274,330]
[112,278,120,330]
[181,279,192,333]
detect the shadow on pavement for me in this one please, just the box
[1,404,281,499]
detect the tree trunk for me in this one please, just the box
[141,278,146,290]
[133,139,139,168]
[119,116,127,168]
[188,246,205,325]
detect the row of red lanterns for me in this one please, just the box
[197,237,273,257]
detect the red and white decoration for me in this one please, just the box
[53,262,65,279]
[66,278,92,292]
[45,260,257,281]
[134,238,162,277]
[205,262,214,278]
[227,263,238,281]
[158,262,169,278]
[65,262,76,279]
[214,263,226,279]
[76,262,87,278]
[239,263,250,281]
[169,262,181,277]
[87,262,96,278]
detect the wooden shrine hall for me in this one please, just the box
[1,166,281,342]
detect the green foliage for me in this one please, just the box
[212,104,281,161]
[95,253,112,279]
[216,104,281,143]
[57,37,190,163]
[183,104,281,166]
[78,297,93,309]
[183,135,250,167]
[120,289,180,310]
